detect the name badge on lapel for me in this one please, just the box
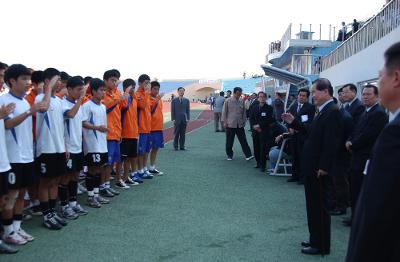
[301,115,308,122]
[261,112,266,117]
[363,159,370,176]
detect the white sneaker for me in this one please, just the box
[115,180,130,189]
[17,228,34,242]
[3,231,27,245]
[227,157,233,161]
[246,156,254,161]
[125,177,139,186]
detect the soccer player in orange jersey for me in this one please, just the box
[135,74,153,179]
[148,81,164,176]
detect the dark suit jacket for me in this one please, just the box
[332,107,354,174]
[349,104,388,172]
[272,98,284,121]
[288,101,315,142]
[290,101,342,176]
[171,97,190,125]
[346,98,365,125]
[249,102,275,131]
[346,113,400,262]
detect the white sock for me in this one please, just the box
[88,191,94,197]
[139,169,144,173]
[69,201,77,207]
[94,188,99,197]
[144,167,148,171]
[4,224,14,235]
[13,220,22,232]
[150,165,155,170]
[105,181,110,188]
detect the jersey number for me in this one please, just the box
[92,154,101,163]
[8,172,16,185]
[67,159,73,169]
[41,163,47,174]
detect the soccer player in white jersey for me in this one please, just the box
[0,64,52,243]
[0,101,19,254]
[59,76,88,219]
[36,68,68,230]
[82,78,109,208]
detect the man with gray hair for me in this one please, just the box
[214,91,225,132]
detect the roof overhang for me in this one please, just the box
[260,64,309,87]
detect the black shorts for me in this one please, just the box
[85,153,108,167]
[36,153,67,178]
[9,162,34,189]
[0,169,13,196]
[66,152,84,173]
[120,139,138,159]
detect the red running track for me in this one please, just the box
[163,110,213,143]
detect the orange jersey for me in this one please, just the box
[150,96,163,131]
[121,94,138,139]
[82,94,92,105]
[135,87,151,134]
[102,88,122,140]
[25,87,38,141]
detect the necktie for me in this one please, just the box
[297,103,301,114]
[345,103,350,110]
[314,109,320,119]
[180,98,182,104]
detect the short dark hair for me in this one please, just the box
[0,62,8,71]
[123,78,136,90]
[343,83,357,94]
[90,78,105,94]
[384,42,400,70]
[233,87,242,94]
[43,68,60,81]
[151,81,160,89]
[312,78,333,96]
[67,76,84,89]
[84,76,92,85]
[258,91,266,97]
[31,70,44,85]
[4,64,31,86]
[138,74,150,84]
[338,87,344,94]
[227,90,232,94]
[363,84,379,95]
[103,69,120,80]
[219,91,224,96]
[298,87,310,97]
[177,87,185,91]
[60,71,71,82]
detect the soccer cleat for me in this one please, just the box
[0,240,19,254]
[43,213,62,230]
[30,205,43,216]
[2,232,27,245]
[141,172,153,179]
[107,187,120,195]
[72,204,89,215]
[53,212,68,226]
[100,188,114,198]
[115,180,130,189]
[96,196,110,204]
[149,169,164,176]
[133,174,144,184]
[125,177,139,186]
[61,206,79,220]
[87,196,101,208]
[16,228,34,242]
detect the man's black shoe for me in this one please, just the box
[287,177,299,182]
[330,209,346,216]
[215,130,220,132]
[301,241,311,247]
[301,247,329,255]
[180,148,186,150]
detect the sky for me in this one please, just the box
[0,0,384,81]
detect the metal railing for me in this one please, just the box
[321,0,400,71]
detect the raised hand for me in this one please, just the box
[0,103,16,119]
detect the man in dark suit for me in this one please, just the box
[282,78,342,255]
[249,91,274,172]
[171,87,190,150]
[344,85,388,226]
[342,83,365,124]
[346,42,400,262]
[286,88,315,183]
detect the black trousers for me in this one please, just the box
[350,170,364,220]
[173,122,187,149]
[290,137,304,180]
[329,155,350,211]
[252,130,269,169]
[304,174,331,253]
[225,127,251,158]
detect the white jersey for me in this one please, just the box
[0,92,33,163]
[0,119,11,172]
[35,94,65,156]
[62,98,83,154]
[82,99,107,154]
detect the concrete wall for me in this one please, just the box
[320,26,400,88]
